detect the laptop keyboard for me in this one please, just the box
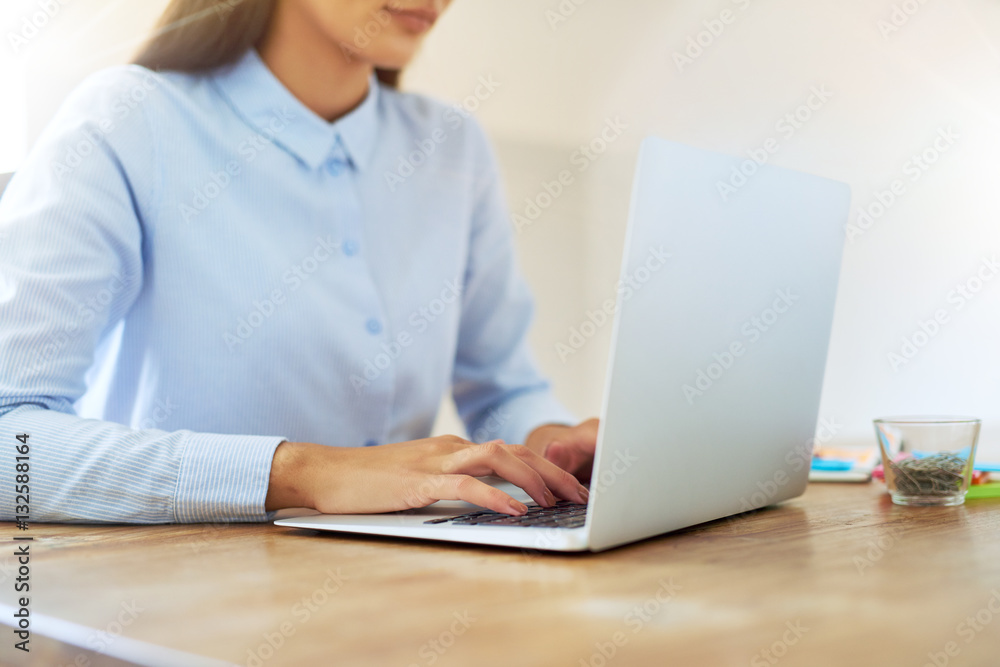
[423,500,588,529]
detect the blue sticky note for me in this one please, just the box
[811,459,853,471]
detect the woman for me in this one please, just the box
[0,0,598,523]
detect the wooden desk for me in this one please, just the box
[2,483,999,667]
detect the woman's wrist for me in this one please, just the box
[265,441,325,511]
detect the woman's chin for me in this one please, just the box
[367,35,426,69]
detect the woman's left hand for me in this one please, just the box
[524,418,600,482]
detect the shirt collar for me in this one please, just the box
[210,48,379,171]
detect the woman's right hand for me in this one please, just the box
[265,435,590,516]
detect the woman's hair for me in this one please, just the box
[132,0,400,87]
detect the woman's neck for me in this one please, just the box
[257,6,373,123]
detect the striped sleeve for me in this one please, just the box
[0,67,284,524]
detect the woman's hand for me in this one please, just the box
[265,435,590,516]
[524,418,600,482]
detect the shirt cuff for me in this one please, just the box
[470,390,580,445]
[173,432,286,523]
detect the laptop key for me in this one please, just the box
[424,502,588,528]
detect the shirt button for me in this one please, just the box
[342,239,359,256]
[365,318,382,335]
[326,161,344,176]
[364,439,377,447]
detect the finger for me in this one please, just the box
[547,440,594,481]
[433,474,528,516]
[561,423,599,454]
[443,442,554,507]
[569,419,600,449]
[544,440,572,469]
[510,444,589,504]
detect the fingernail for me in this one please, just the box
[543,488,556,506]
[509,500,527,514]
[578,486,590,502]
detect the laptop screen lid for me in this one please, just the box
[585,137,850,551]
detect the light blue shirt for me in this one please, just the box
[0,49,575,524]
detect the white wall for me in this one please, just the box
[5,0,999,455]
[408,0,1000,456]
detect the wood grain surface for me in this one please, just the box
[2,483,999,667]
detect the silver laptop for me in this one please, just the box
[276,136,851,552]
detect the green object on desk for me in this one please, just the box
[966,483,1000,500]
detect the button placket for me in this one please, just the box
[326,147,394,444]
